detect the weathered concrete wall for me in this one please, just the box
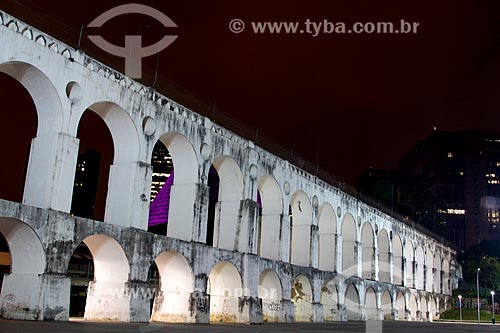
[0,9,457,324]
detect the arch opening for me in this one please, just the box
[0,217,45,315]
[151,251,195,322]
[291,275,313,322]
[425,250,434,292]
[361,223,375,280]
[257,176,283,260]
[378,229,390,283]
[415,246,425,290]
[404,241,415,288]
[341,214,358,277]
[259,269,283,322]
[208,261,243,322]
[365,287,378,320]
[0,71,37,204]
[395,292,405,320]
[206,157,243,250]
[320,280,339,321]
[318,204,336,272]
[345,284,361,321]
[381,289,392,320]
[289,191,313,266]
[148,133,199,240]
[70,110,114,221]
[393,235,403,285]
[69,234,131,321]
[408,294,418,321]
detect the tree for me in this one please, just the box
[462,256,500,291]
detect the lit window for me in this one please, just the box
[486,173,497,178]
[447,152,455,158]
[437,209,466,215]
[488,208,500,224]
[459,171,464,176]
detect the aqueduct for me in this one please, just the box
[0,10,457,323]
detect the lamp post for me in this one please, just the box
[458,295,462,323]
[477,268,481,324]
[492,291,496,324]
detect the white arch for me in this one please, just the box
[151,251,194,322]
[404,241,415,288]
[425,249,434,292]
[289,191,312,267]
[342,213,358,277]
[208,261,242,322]
[257,176,283,260]
[291,275,313,322]
[78,102,140,164]
[381,289,392,320]
[378,229,390,283]
[361,223,375,280]
[409,294,418,321]
[318,203,336,271]
[210,156,244,251]
[395,292,405,320]
[345,284,361,321]
[415,246,425,290]
[0,218,45,274]
[154,133,199,241]
[321,280,338,321]
[365,287,378,320]
[393,235,403,285]
[259,269,283,322]
[82,234,129,282]
[0,61,62,137]
[158,132,198,184]
[420,296,428,321]
[80,234,131,321]
[434,255,442,294]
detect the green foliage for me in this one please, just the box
[442,309,500,322]
[461,256,500,291]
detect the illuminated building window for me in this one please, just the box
[437,208,465,215]
[447,152,455,158]
[486,173,497,178]
[497,162,500,167]
[458,171,464,176]
[488,208,500,224]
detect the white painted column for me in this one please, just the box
[23,133,79,212]
[105,161,152,229]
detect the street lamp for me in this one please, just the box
[458,295,462,323]
[491,291,496,324]
[477,268,481,324]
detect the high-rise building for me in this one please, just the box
[70,149,101,219]
[398,130,500,251]
[358,130,500,252]
[150,142,173,202]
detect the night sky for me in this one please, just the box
[2,0,500,185]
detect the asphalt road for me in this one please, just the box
[1,320,500,333]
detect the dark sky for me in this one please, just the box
[2,0,500,185]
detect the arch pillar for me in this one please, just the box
[240,254,262,323]
[105,161,152,229]
[23,133,79,213]
[190,273,210,323]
